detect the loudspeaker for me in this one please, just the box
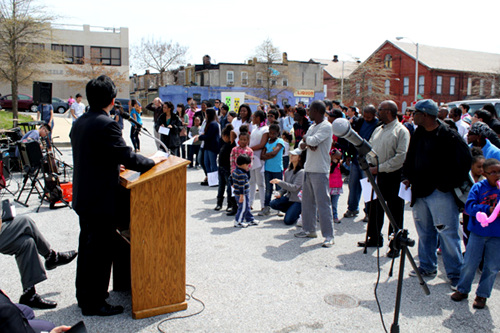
[33,81,52,104]
[19,141,43,169]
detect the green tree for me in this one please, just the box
[0,0,57,126]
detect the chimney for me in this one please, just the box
[145,69,150,75]
[248,59,253,65]
[283,52,288,64]
[333,55,339,63]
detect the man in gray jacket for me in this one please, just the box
[294,100,334,247]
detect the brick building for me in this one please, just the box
[350,40,500,110]
[312,57,360,103]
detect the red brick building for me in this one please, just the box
[351,40,500,110]
[313,57,360,102]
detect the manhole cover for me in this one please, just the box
[324,293,359,308]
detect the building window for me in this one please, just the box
[368,80,373,95]
[52,44,84,64]
[90,47,121,66]
[436,76,442,94]
[302,72,305,86]
[492,80,496,96]
[402,101,407,111]
[356,82,360,96]
[226,71,234,85]
[467,78,472,95]
[241,71,248,86]
[256,72,263,86]
[384,54,392,68]
[270,78,277,86]
[384,79,390,95]
[314,73,317,86]
[282,78,288,87]
[403,77,409,95]
[450,77,456,95]
[418,75,425,95]
[480,79,485,96]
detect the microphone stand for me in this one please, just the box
[356,148,430,333]
[134,125,171,155]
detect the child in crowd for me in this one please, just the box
[232,154,257,227]
[329,148,343,223]
[282,131,293,171]
[451,158,500,309]
[230,126,253,173]
[216,124,236,213]
[129,100,142,152]
[188,117,201,168]
[462,148,486,247]
[260,124,285,216]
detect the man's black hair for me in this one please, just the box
[75,93,82,99]
[331,109,343,119]
[86,75,117,110]
[236,154,251,166]
[221,104,229,112]
[310,100,326,115]
[475,109,492,123]
[460,103,470,111]
[323,99,333,110]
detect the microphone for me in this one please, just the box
[332,118,373,156]
[122,112,142,129]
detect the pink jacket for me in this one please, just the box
[329,164,343,189]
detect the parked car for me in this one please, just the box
[115,98,130,113]
[52,97,69,114]
[447,98,500,118]
[0,94,37,112]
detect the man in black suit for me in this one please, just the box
[70,75,166,316]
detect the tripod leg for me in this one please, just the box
[390,246,406,333]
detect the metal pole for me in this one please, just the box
[340,61,345,104]
[414,43,419,103]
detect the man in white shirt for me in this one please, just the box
[70,93,85,122]
[450,107,469,140]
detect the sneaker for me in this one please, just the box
[296,216,303,227]
[234,222,248,228]
[450,284,458,292]
[343,210,359,218]
[278,212,285,217]
[258,207,271,216]
[294,231,317,238]
[322,238,335,248]
[362,215,369,222]
[409,268,437,278]
[451,291,468,302]
[248,220,259,226]
[473,296,487,309]
[333,218,340,224]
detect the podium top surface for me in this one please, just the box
[120,155,190,189]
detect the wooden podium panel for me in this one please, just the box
[120,155,190,319]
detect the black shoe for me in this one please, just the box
[214,204,222,211]
[226,209,237,216]
[226,206,232,212]
[81,302,124,316]
[387,248,400,258]
[357,239,383,248]
[19,293,57,309]
[45,250,78,270]
[200,181,209,186]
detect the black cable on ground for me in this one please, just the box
[157,284,205,333]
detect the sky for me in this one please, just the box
[41,0,500,74]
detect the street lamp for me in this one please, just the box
[396,37,419,103]
[332,54,360,105]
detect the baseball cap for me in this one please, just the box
[414,99,438,116]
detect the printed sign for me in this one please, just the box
[294,90,315,97]
[221,92,245,112]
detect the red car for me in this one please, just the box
[0,94,38,112]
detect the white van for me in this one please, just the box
[446,98,500,117]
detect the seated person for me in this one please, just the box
[269,148,306,225]
[15,124,51,159]
[0,215,77,309]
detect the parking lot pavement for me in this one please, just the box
[0,131,499,332]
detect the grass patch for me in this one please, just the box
[0,110,34,129]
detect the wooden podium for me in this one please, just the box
[119,155,190,319]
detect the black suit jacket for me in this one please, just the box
[70,109,155,219]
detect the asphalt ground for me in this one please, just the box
[0,114,499,332]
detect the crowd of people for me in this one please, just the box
[170,96,500,310]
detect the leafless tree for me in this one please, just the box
[0,0,59,125]
[131,37,188,86]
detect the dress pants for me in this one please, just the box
[301,172,334,239]
[76,215,116,308]
[0,216,50,290]
[366,169,404,242]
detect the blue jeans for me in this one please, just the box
[457,233,500,298]
[347,162,364,212]
[204,149,218,173]
[264,171,282,207]
[331,193,340,220]
[270,195,301,225]
[412,189,463,283]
